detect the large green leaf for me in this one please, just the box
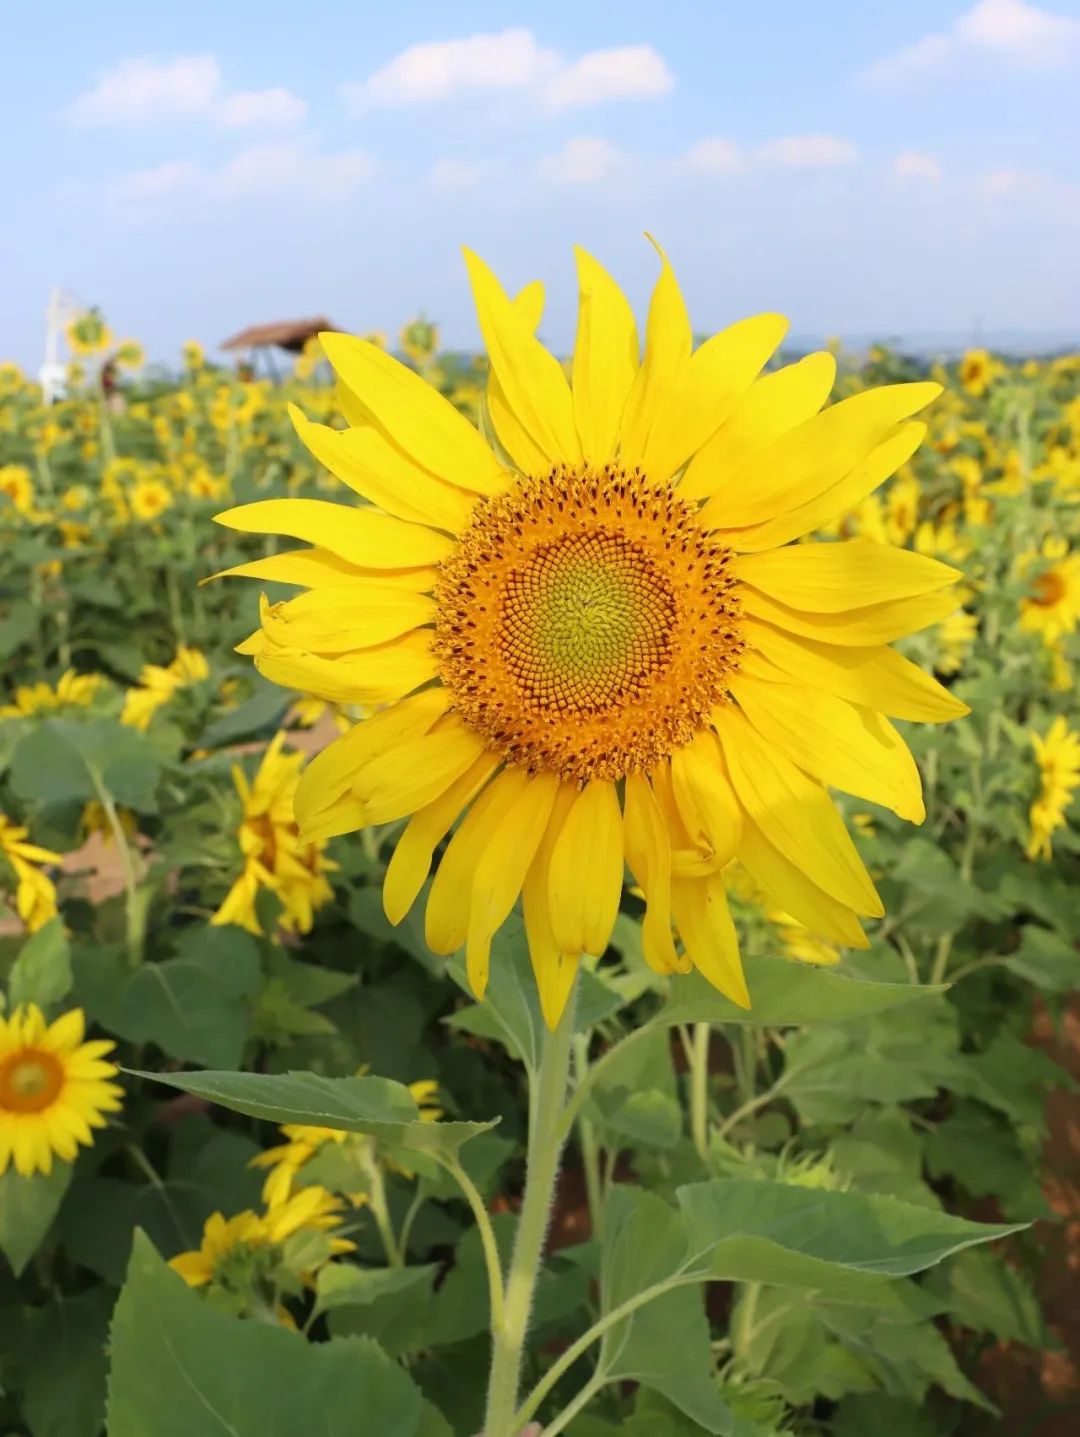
[678,1179,1023,1293]
[7,916,72,1009]
[107,1232,427,1437]
[73,926,261,1069]
[19,1287,114,1437]
[133,1067,499,1159]
[10,717,161,811]
[0,1163,72,1276]
[662,957,946,1028]
[600,1187,733,1433]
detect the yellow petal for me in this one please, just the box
[731,665,925,821]
[464,249,580,465]
[680,352,836,501]
[523,784,582,1030]
[641,312,789,481]
[740,585,961,646]
[699,382,940,530]
[383,753,501,924]
[425,768,527,956]
[203,547,437,591]
[669,733,743,871]
[319,331,505,494]
[547,781,624,957]
[713,704,882,916]
[733,540,960,612]
[466,773,560,997]
[737,812,869,948]
[353,720,491,827]
[671,874,749,1008]
[724,421,927,552]
[623,772,679,974]
[487,281,553,473]
[261,586,435,652]
[215,499,452,569]
[742,614,969,722]
[295,689,448,831]
[289,405,477,531]
[572,246,639,465]
[618,239,692,467]
[254,632,437,706]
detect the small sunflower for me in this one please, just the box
[66,309,112,357]
[120,645,209,731]
[0,1005,122,1176]
[1026,716,1080,861]
[129,477,173,522]
[958,348,999,398]
[0,816,61,933]
[0,669,101,719]
[0,464,34,515]
[214,243,966,1027]
[1019,538,1080,643]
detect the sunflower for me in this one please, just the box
[0,464,34,515]
[1026,716,1080,861]
[213,243,966,1027]
[66,310,112,358]
[1019,538,1080,643]
[120,645,209,731]
[169,1184,355,1290]
[182,339,205,370]
[211,732,337,936]
[958,348,999,398]
[129,476,173,522]
[0,815,61,933]
[0,669,101,719]
[0,1005,122,1176]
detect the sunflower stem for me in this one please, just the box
[689,1021,711,1158]
[484,983,578,1437]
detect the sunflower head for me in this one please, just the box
[213,241,967,1026]
[0,1005,122,1176]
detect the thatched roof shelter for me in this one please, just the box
[220,317,336,355]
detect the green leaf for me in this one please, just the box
[446,918,631,1073]
[927,1247,1047,1347]
[590,1026,682,1150]
[600,1187,733,1433]
[11,717,161,811]
[0,1162,72,1276]
[1003,925,1079,991]
[199,682,291,748]
[832,1394,943,1437]
[133,1067,500,1160]
[678,1179,1024,1294]
[107,1231,428,1437]
[662,956,946,1028]
[323,1264,440,1357]
[19,1287,114,1437]
[7,917,72,1009]
[73,927,261,1068]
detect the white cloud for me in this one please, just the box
[862,0,1080,86]
[539,137,624,184]
[218,88,308,128]
[343,29,672,111]
[107,142,374,218]
[683,138,742,174]
[72,54,306,129]
[428,158,491,192]
[756,135,857,168]
[544,44,673,109]
[72,55,222,124]
[893,150,943,182]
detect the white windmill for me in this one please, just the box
[40,288,85,404]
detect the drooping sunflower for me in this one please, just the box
[214,244,967,1027]
[0,1005,122,1176]
[1019,537,1080,644]
[0,815,62,934]
[1026,715,1080,861]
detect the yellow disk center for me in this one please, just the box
[434,465,743,783]
[1032,569,1066,607]
[0,1050,64,1113]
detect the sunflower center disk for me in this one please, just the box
[434,466,744,783]
[0,1051,64,1113]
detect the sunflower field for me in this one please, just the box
[0,254,1078,1437]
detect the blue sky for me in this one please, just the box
[3,0,1079,369]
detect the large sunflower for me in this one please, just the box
[214,244,966,1027]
